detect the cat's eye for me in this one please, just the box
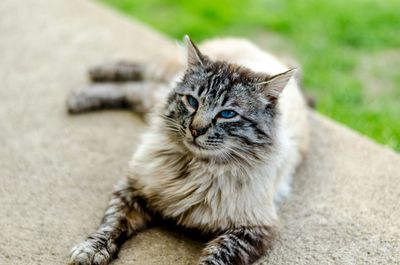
[186,95,199,109]
[218,110,237,119]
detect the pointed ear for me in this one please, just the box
[257,69,295,102]
[184,35,205,68]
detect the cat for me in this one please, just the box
[68,36,309,265]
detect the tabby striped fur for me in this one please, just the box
[69,36,309,265]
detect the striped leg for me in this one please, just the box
[88,62,146,82]
[67,81,167,114]
[198,226,277,265]
[69,180,151,265]
[87,56,182,83]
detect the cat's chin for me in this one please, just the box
[183,140,221,158]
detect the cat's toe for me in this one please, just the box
[69,240,112,265]
[92,249,112,265]
[69,241,94,264]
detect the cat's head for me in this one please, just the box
[162,36,294,162]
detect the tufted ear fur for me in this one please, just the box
[256,69,295,102]
[184,35,207,68]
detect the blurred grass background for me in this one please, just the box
[100,0,400,151]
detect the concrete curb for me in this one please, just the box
[0,0,399,264]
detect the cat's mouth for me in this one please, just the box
[185,140,215,151]
[188,140,210,149]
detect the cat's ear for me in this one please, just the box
[256,69,295,102]
[184,35,206,68]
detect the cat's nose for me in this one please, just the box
[190,126,208,139]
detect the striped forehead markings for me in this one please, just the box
[220,90,230,106]
[198,84,206,96]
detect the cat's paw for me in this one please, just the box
[67,84,128,114]
[67,91,99,114]
[69,240,114,265]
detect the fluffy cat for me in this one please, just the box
[68,36,309,265]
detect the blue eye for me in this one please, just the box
[186,95,199,109]
[219,110,237,119]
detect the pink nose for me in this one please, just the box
[191,129,198,138]
[189,125,208,139]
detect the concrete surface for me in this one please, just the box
[0,0,399,264]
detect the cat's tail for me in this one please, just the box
[286,60,317,109]
[304,94,316,109]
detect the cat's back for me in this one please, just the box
[199,38,288,75]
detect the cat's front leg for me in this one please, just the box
[198,226,277,265]
[69,179,152,265]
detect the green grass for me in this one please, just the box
[100,0,400,151]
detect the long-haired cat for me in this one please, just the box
[68,36,309,265]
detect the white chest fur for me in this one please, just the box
[129,131,283,231]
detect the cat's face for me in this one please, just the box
[162,37,294,161]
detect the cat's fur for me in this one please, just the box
[68,36,309,265]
